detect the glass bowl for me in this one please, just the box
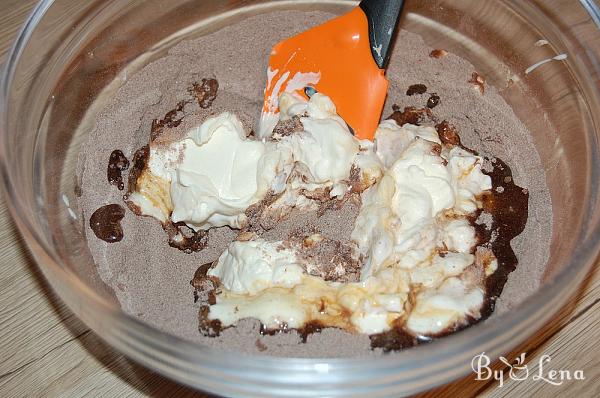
[2,0,600,396]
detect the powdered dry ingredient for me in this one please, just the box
[78,10,551,357]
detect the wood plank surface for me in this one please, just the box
[0,1,598,397]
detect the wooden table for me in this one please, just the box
[0,1,598,397]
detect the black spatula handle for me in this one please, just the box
[359,0,404,69]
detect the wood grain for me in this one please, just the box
[0,1,598,397]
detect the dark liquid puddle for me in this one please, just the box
[89,204,126,243]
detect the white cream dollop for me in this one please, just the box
[207,238,410,334]
[130,112,294,230]
[406,277,484,335]
[279,93,360,188]
[447,146,492,214]
[442,218,477,253]
[375,119,441,168]
[170,113,275,230]
[208,239,304,295]
[353,121,491,279]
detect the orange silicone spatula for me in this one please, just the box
[260,0,404,140]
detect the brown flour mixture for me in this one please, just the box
[78,10,552,357]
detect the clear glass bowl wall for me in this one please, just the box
[1,0,600,397]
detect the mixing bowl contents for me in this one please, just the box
[78,10,552,357]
